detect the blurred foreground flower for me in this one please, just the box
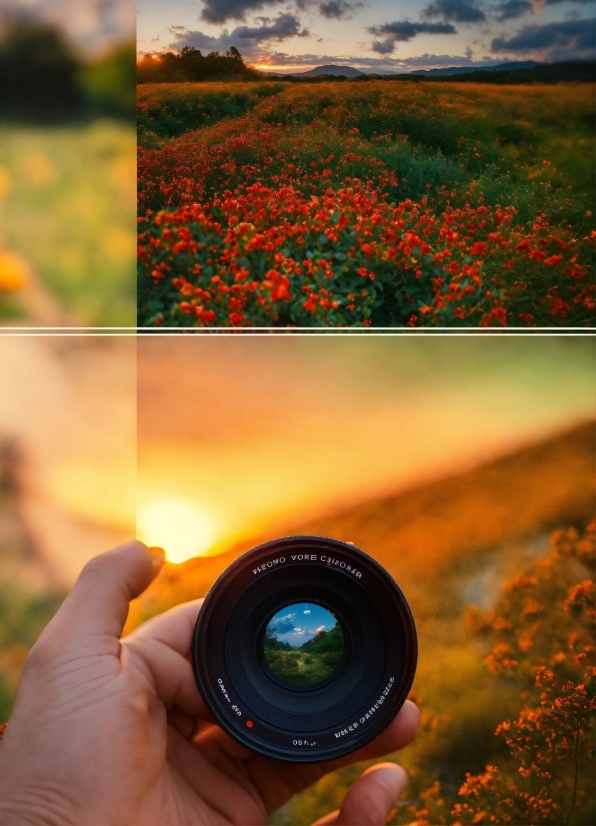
[0,250,30,292]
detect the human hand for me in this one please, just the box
[0,541,419,825]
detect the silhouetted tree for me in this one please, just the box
[0,18,84,121]
[136,46,260,84]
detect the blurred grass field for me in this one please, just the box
[0,120,135,325]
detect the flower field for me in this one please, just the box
[138,81,595,328]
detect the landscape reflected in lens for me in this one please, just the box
[263,603,344,687]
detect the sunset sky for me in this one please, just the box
[137,337,595,563]
[2,0,134,52]
[136,0,596,71]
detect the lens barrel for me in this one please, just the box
[192,536,417,763]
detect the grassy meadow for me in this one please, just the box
[138,80,595,328]
[0,121,136,326]
[264,623,344,686]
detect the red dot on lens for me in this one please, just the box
[246,720,254,728]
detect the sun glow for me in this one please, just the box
[137,498,217,564]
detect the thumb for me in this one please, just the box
[312,763,409,826]
[45,541,164,646]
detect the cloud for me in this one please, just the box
[232,13,309,40]
[253,48,499,73]
[316,625,326,633]
[303,609,311,614]
[169,13,309,57]
[491,0,532,20]
[270,612,296,634]
[368,20,457,53]
[491,0,591,20]
[423,0,486,22]
[491,16,596,58]
[2,0,134,51]
[317,1,363,18]
[200,0,284,24]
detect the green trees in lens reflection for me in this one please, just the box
[263,624,344,687]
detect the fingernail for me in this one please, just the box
[148,546,166,575]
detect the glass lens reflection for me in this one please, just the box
[263,603,344,687]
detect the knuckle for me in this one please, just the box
[79,553,110,581]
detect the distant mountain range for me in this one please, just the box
[263,64,365,78]
[261,61,538,78]
[409,61,538,76]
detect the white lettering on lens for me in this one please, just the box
[252,557,286,575]
[359,677,395,724]
[217,678,231,702]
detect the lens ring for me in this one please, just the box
[192,536,417,763]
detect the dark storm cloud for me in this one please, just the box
[423,0,486,23]
[368,20,457,54]
[492,0,532,21]
[233,13,309,40]
[491,17,596,56]
[171,13,308,54]
[492,0,593,19]
[318,1,363,18]
[200,0,284,25]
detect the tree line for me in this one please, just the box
[0,17,134,122]
[137,46,261,84]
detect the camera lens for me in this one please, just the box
[263,603,345,688]
[192,536,417,763]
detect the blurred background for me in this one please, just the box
[0,0,135,326]
[135,337,594,563]
[133,335,594,824]
[0,334,136,719]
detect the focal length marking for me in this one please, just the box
[252,554,362,579]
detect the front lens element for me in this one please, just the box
[263,603,344,687]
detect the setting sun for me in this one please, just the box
[137,498,216,564]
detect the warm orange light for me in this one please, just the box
[137,498,217,563]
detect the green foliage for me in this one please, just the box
[264,624,344,686]
[137,47,261,85]
[83,41,136,121]
[0,18,135,124]
[0,19,83,122]
[137,82,285,145]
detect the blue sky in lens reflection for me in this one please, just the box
[267,603,338,647]
[136,0,596,71]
